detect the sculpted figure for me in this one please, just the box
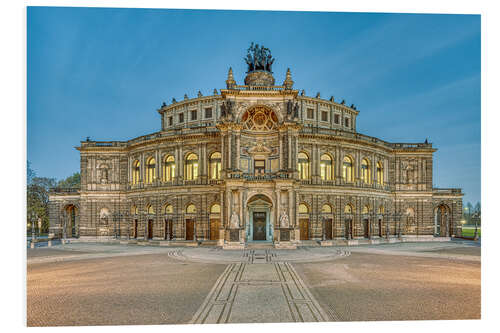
[230,212,240,229]
[293,102,299,119]
[221,100,234,121]
[279,210,290,228]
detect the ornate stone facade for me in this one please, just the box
[49,49,463,246]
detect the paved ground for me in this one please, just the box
[27,240,480,326]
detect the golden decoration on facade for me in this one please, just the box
[241,106,278,131]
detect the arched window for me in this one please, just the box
[362,205,370,214]
[209,152,222,180]
[185,153,199,180]
[344,204,353,214]
[186,204,196,214]
[163,204,173,214]
[361,159,371,184]
[163,155,175,182]
[146,157,156,184]
[147,204,155,214]
[298,203,309,214]
[298,152,310,180]
[210,204,221,214]
[321,204,333,214]
[343,156,353,182]
[132,160,141,184]
[376,161,384,185]
[130,205,138,215]
[320,154,333,181]
[377,205,385,214]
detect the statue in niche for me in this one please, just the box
[100,167,108,184]
[220,100,234,121]
[279,210,290,228]
[286,100,300,121]
[230,212,240,229]
[406,165,414,184]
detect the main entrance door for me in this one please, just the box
[185,219,194,240]
[253,212,267,240]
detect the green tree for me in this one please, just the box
[27,176,57,234]
[57,172,80,188]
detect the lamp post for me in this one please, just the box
[473,212,479,240]
[29,211,37,244]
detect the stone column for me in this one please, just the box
[156,150,160,181]
[279,130,283,170]
[235,128,241,171]
[178,142,183,181]
[228,130,232,170]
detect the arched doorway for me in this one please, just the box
[321,204,333,240]
[63,204,78,238]
[435,204,450,236]
[247,194,273,242]
[209,204,221,241]
[298,203,310,240]
[344,204,354,240]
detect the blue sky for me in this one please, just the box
[27,7,481,204]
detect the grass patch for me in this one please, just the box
[461,227,481,238]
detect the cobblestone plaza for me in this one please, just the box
[27,241,480,326]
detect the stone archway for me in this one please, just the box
[62,204,79,238]
[434,204,450,237]
[246,194,274,242]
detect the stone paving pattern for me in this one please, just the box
[27,241,480,326]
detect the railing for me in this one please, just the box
[118,178,396,191]
[49,187,80,194]
[433,188,462,194]
[300,126,433,150]
[233,84,286,91]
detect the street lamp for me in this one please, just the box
[29,211,37,244]
[473,212,479,241]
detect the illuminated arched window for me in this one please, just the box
[298,152,310,180]
[344,204,353,214]
[186,204,196,214]
[361,159,371,184]
[209,152,222,180]
[130,205,138,215]
[146,157,156,184]
[321,204,333,214]
[298,203,309,214]
[210,204,221,214]
[147,204,155,214]
[362,205,370,214]
[377,161,384,185]
[185,153,199,180]
[377,205,385,214]
[343,156,353,182]
[132,160,141,185]
[163,204,173,214]
[163,155,175,182]
[320,154,333,181]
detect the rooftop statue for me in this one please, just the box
[244,42,276,73]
